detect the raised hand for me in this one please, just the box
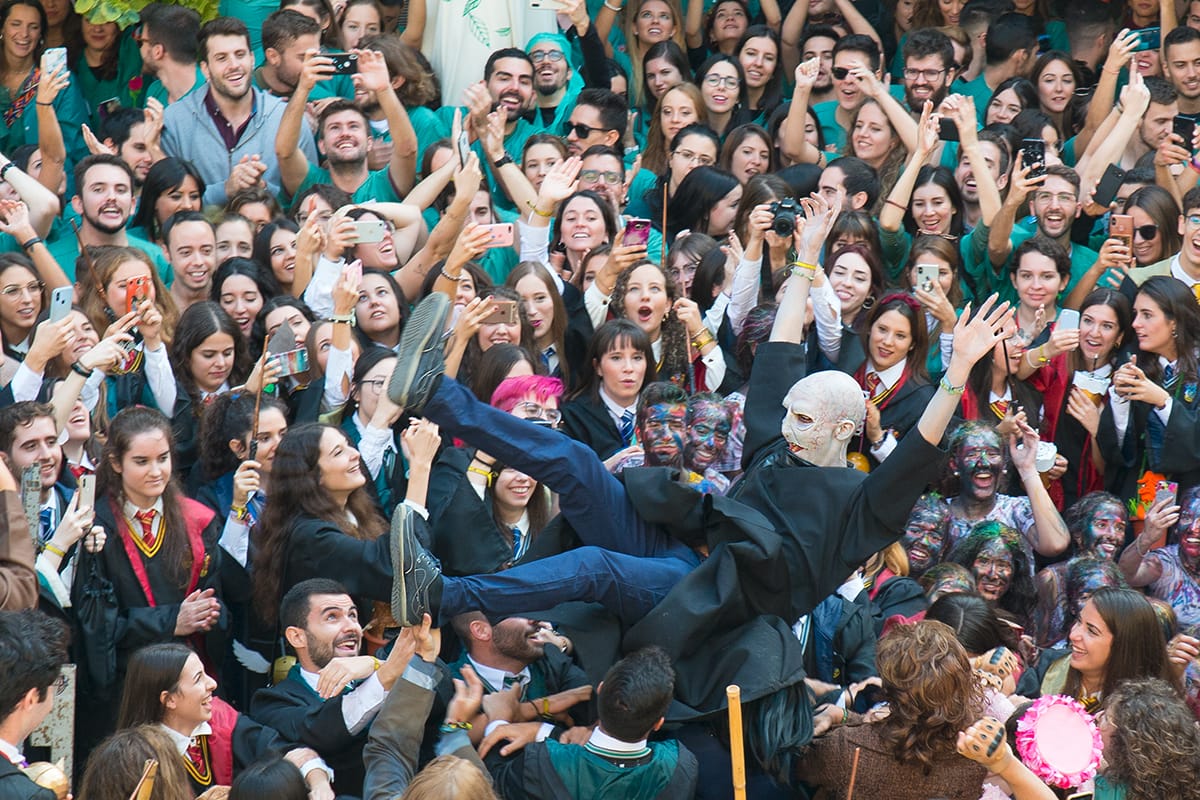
[949,295,1014,369]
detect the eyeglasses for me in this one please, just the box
[831,66,851,80]
[0,280,43,297]
[1133,224,1158,240]
[672,148,715,166]
[704,74,740,89]
[669,261,699,280]
[52,675,67,697]
[359,378,387,393]
[514,401,562,425]
[563,121,615,139]
[579,169,622,185]
[529,50,565,64]
[1033,192,1077,205]
[903,67,948,82]
[132,26,154,46]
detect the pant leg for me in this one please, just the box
[427,377,691,560]
[438,546,693,627]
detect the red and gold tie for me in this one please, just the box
[864,372,882,399]
[134,509,157,550]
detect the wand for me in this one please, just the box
[727,685,746,800]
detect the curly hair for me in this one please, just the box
[876,620,984,773]
[195,391,289,482]
[1104,678,1200,800]
[940,420,1009,496]
[610,260,696,391]
[947,520,1037,621]
[1063,491,1127,554]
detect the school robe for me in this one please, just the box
[179,697,292,793]
[561,394,626,462]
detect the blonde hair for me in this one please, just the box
[401,756,498,800]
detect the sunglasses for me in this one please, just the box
[563,121,615,138]
[1133,223,1158,240]
[832,66,851,80]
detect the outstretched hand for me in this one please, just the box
[949,295,1014,369]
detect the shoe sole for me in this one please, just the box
[390,504,411,625]
[387,293,451,408]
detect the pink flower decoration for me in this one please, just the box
[128,75,143,92]
[1015,694,1103,789]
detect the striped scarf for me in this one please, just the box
[4,68,39,128]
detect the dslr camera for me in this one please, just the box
[768,198,801,237]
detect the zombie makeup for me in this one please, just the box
[953,427,1005,502]
[1066,558,1123,620]
[684,398,732,473]
[972,537,1015,602]
[639,402,687,468]
[901,498,950,576]
[1176,486,1200,574]
[924,564,977,603]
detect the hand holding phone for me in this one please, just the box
[482,299,518,325]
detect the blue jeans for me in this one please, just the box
[425,378,700,625]
[425,377,698,563]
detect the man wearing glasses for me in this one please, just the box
[0,608,68,800]
[900,29,956,118]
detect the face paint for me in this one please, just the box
[927,572,975,602]
[1177,487,1200,574]
[954,428,1004,502]
[640,402,687,468]
[971,538,1015,601]
[1068,567,1118,619]
[1084,501,1126,561]
[685,400,732,473]
[901,504,949,575]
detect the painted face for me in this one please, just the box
[867,309,913,372]
[971,538,1014,601]
[901,504,948,575]
[927,570,976,602]
[1175,487,1200,573]
[1068,598,1113,677]
[685,400,731,472]
[640,402,686,467]
[298,593,362,668]
[1068,567,1118,620]
[953,428,1004,502]
[1083,501,1126,560]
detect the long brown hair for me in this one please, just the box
[1063,587,1177,702]
[78,725,194,800]
[253,423,387,623]
[505,261,569,386]
[876,620,984,773]
[97,407,192,590]
[1104,678,1200,800]
[620,0,686,109]
[116,642,192,729]
[641,82,707,174]
[81,245,179,343]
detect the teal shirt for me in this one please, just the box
[409,104,449,166]
[813,101,846,155]
[73,31,143,126]
[954,74,995,125]
[625,169,658,219]
[0,71,89,166]
[436,108,538,217]
[992,220,1098,306]
[36,224,173,286]
[293,162,402,205]
[140,66,206,110]
[545,739,682,800]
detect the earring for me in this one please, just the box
[861,295,875,311]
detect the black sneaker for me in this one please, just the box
[390,504,442,627]
[387,292,450,413]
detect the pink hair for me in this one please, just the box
[489,374,564,413]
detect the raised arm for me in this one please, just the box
[356,49,417,194]
[780,59,826,165]
[881,101,937,233]
[1007,419,1071,556]
[851,61,919,153]
[685,0,705,50]
[1077,72,1150,188]
[480,110,537,214]
[33,63,68,199]
[1075,29,1138,156]
[1118,496,1175,586]
[987,159,1040,270]
[780,0,809,77]
[949,95,1002,225]
[394,154,482,299]
[276,49,335,197]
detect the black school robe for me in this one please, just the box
[561,393,626,461]
[1098,379,1200,501]
[850,375,937,469]
[621,341,947,718]
[0,758,54,800]
[282,514,392,624]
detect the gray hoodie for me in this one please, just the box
[161,85,319,206]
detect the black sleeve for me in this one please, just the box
[741,341,806,467]
[577,23,610,89]
[250,684,360,755]
[287,521,393,603]
[232,713,293,771]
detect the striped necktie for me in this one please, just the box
[618,410,635,446]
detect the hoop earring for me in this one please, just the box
[861,295,876,311]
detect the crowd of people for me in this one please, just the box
[0,0,1200,797]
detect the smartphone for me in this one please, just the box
[915,263,940,292]
[480,222,514,248]
[456,130,471,169]
[528,0,567,7]
[622,218,652,248]
[271,348,310,378]
[48,286,72,323]
[1132,26,1161,51]
[1174,114,1197,151]
[1057,308,1080,330]
[937,117,958,142]
[97,97,121,124]
[482,299,518,325]
[329,52,358,74]
[76,474,95,511]
[1110,214,1134,255]
[1021,138,1045,179]
[1036,33,1051,53]
[40,46,66,76]
[125,275,151,315]
[349,219,388,244]
[1092,163,1125,209]
[344,258,363,286]
[1156,479,1179,508]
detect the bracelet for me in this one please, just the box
[20,236,42,251]
[440,266,465,282]
[71,361,94,378]
[372,657,381,671]
[938,375,966,395]
[1035,345,1049,364]
[603,0,622,10]
[789,263,816,281]
[541,696,551,717]
[330,311,356,326]
[439,721,472,732]
[884,199,907,212]
[230,504,250,521]
[528,200,554,218]
[0,162,15,182]
[492,154,513,169]
[841,708,850,724]
[35,101,52,106]
[42,542,66,558]
[690,329,715,349]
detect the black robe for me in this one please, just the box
[560,393,625,462]
[621,342,947,718]
[1098,379,1200,500]
[0,759,54,800]
[850,376,937,469]
[282,514,392,625]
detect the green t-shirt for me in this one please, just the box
[953,74,995,125]
[813,100,846,155]
[992,220,1098,306]
[73,31,143,126]
[140,66,206,110]
[34,223,173,286]
[293,163,402,205]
